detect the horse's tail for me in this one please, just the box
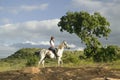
[35,49,47,55]
[34,50,41,56]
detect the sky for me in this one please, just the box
[0,0,120,58]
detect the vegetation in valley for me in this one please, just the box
[0,46,120,72]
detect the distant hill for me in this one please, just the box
[1,48,83,64]
[3,48,41,60]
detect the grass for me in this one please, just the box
[109,60,120,69]
[1,58,120,72]
[0,59,26,72]
[37,58,120,70]
[0,48,120,72]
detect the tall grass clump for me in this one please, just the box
[26,55,38,67]
[63,51,83,64]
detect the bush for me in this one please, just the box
[26,55,38,67]
[63,51,80,64]
[85,45,119,62]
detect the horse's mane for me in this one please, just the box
[58,42,64,49]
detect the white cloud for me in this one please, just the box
[0,18,11,24]
[23,41,50,46]
[71,0,102,11]
[68,44,76,48]
[76,47,84,51]
[38,3,49,10]
[0,19,60,40]
[0,18,75,46]
[71,0,120,15]
[0,3,49,14]
[40,41,50,45]
[20,3,48,11]
[0,44,17,58]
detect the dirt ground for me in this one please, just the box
[0,67,120,80]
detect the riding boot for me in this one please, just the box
[54,48,58,58]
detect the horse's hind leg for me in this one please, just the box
[41,60,45,67]
[38,57,45,67]
[60,59,63,65]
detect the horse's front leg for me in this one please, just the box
[58,57,63,67]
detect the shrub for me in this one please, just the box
[63,52,80,64]
[86,45,119,62]
[26,55,38,67]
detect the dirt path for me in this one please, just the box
[0,67,120,80]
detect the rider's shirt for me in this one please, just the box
[50,40,55,48]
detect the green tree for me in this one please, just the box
[58,11,111,61]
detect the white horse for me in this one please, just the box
[38,41,69,67]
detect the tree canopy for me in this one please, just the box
[58,11,111,47]
[58,11,111,61]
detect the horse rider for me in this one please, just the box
[49,36,58,57]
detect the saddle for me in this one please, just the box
[48,47,58,57]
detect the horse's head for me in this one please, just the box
[63,41,70,49]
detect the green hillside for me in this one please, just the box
[6,48,40,59]
[0,47,120,72]
[0,48,84,71]
[0,48,40,71]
